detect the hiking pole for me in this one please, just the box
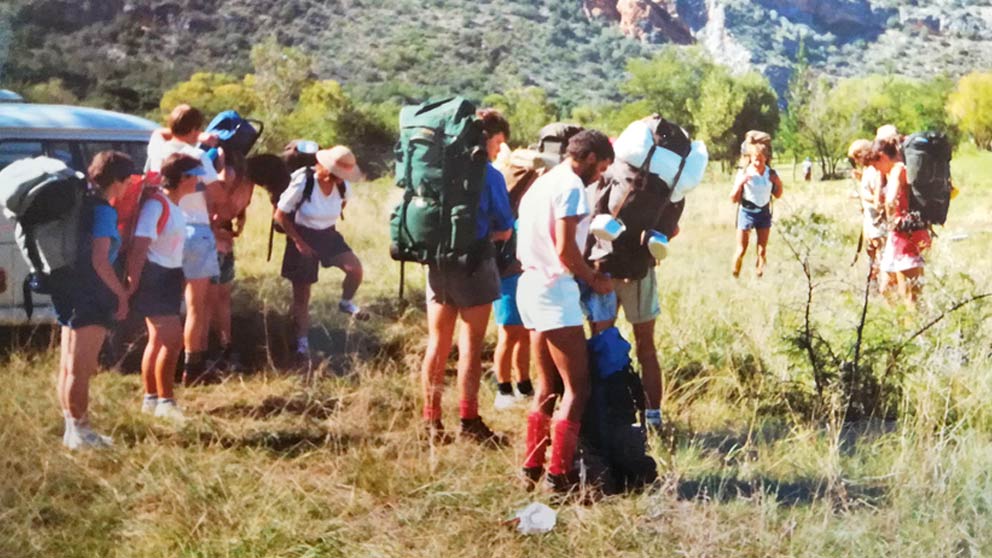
[398,261,405,303]
[266,220,275,262]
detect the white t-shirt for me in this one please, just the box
[516,163,591,284]
[134,195,187,269]
[276,168,350,230]
[860,166,886,239]
[737,166,773,207]
[145,138,219,225]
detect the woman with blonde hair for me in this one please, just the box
[730,139,783,277]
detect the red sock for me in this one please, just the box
[549,419,581,476]
[422,401,442,422]
[459,398,479,420]
[523,411,552,469]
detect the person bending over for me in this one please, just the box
[517,130,615,494]
[274,146,367,364]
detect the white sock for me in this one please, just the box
[297,336,309,353]
[143,394,158,404]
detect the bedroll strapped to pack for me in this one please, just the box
[0,156,87,317]
[588,115,704,280]
[204,110,264,156]
[580,327,658,495]
[389,97,489,268]
[902,131,952,228]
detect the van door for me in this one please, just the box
[0,140,48,323]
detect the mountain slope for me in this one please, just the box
[1,0,989,113]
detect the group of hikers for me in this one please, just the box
[0,96,952,497]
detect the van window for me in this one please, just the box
[78,141,117,166]
[0,141,44,170]
[46,141,76,167]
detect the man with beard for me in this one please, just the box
[515,130,615,494]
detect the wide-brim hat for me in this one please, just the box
[316,145,364,182]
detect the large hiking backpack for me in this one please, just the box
[581,327,658,495]
[0,157,87,316]
[389,97,489,268]
[902,131,952,228]
[204,110,264,156]
[112,172,171,266]
[588,115,703,280]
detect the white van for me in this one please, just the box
[0,103,158,324]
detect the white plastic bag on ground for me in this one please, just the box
[512,502,557,535]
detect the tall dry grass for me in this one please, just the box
[1,151,990,557]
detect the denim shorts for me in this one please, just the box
[183,223,221,280]
[132,262,184,318]
[738,205,772,230]
[494,273,523,327]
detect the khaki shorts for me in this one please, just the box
[612,269,660,325]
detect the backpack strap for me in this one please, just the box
[144,191,171,236]
[295,167,316,213]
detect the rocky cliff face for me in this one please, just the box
[584,0,694,45]
[583,0,991,94]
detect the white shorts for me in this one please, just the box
[517,271,585,332]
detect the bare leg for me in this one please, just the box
[291,281,312,341]
[495,325,513,385]
[209,281,233,350]
[508,325,531,383]
[632,320,662,410]
[148,316,183,400]
[420,301,457,421]
[65,326,108,419]
[543,326,591,423]
[57,326,71,413]
[184,278,212,353]
[455,303,492,418]
[733,229,751,277]
[755,227,771,277]
[327,250,363,301]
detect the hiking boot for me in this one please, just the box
[64,424,113,450]
[521,466,544,492]
[543,470,581,494]
[423,420,454,445]
[459,417,509,447]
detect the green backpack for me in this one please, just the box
[389,97,488,268]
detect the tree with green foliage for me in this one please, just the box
[623,46,715,133]
[250,37,314,118]
[948,72,992,150]
[158,73,259,123]
[689,69,779,164]
[482,87,558,147]
[22,78,79,105]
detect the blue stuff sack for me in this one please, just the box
[588,326,631,379]
[205,110,264,156]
